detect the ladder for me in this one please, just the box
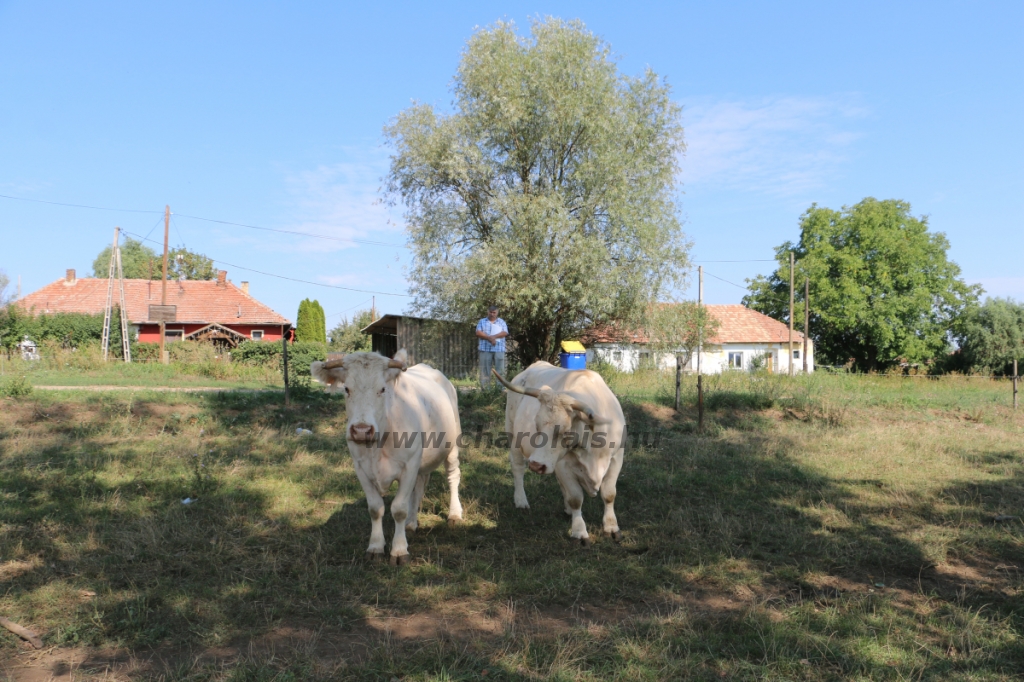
[101,227,132,362]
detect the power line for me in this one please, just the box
[0,192,406,248]
[173,213,406,248]
[0,193,162,214]
[327,298,373,319]
[692,259,776,263]
[121,229,411,298]
[703,270,749,291]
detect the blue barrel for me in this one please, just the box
[559,351,587,370]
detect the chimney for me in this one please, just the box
[217,270,227,286]
[240,281,249,295]
[65,268,76,285]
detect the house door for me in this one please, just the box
[765,351,774,373]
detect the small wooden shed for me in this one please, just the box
[361,314,478,378]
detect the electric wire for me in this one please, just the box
[173,213,406,248]
[327,298,373,319]
[0,193,163,214]
[702,270,749,291]
[120,229,411,298]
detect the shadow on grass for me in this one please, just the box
[0,386,1021,679]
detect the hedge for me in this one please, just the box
[231,340,327,376]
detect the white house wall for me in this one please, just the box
[588,340,814,374]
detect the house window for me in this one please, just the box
[612,350,622,363]
[251,330,264,340]
[165,330,184,343]
[793,349,800,359]
[728,352,744,369]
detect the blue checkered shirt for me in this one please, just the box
[477,317,508,352]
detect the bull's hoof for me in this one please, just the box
[579,537,592,548]
[447,516,462,528]
[365,551,385,562]
[405,525,417,534]
[610,530,623,542]
[389,553,410,567]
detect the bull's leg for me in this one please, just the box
[388,452,423,565]
[406,471,429,533]
[600,452,624,541]
[353,465,387,558]
[554,458,590,546]
[510,447,530,509]
[445,447,463,525]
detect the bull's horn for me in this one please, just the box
[388,359,407,371]
[322,359,346,370]
[492,369,542,398]
[568,398,599,422]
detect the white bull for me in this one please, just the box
[494,362,626,546]
[311,349,463,565]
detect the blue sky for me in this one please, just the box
[1,1,1021,326]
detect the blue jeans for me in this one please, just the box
[479,351,506,389]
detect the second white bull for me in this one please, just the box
[494,363,626,546]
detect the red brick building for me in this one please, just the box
[17,269,291,347]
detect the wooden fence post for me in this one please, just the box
[1014,358,1018,410]
[674,354,682,411]
[282,334,290,408]
[697,374,704,434]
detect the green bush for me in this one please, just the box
[286,342,327,377]
[130,342,161,362]
[232,340,282,366]
[1,307,108,350]
[0,375,32,397]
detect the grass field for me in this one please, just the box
[1,371,1022,680]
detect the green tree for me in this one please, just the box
[328,309,374,353]
[384,17,689,365]
[93,237,159,279]
[956,298,1024,375]
[168,246,216,281]
[92,238,215,280]
[743,198,980,371]
[647,301,721,370]
[295,299,327,343]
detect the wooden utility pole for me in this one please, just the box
[160,206,170,364]
[788,252,795,377]
[1014,359,1018,410]
[371,296,376,320]
[803,277,809,374]
[697,265,704,433]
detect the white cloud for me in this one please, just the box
[280,149,406,253]
[681,95,868,197]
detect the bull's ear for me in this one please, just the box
[386,348,409,381]
[311,361,346,389]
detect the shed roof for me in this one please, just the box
[17,277,290,326]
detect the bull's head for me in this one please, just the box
[493,369,609,475]
[311,350,407,444]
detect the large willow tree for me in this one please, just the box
[384,18,689,365]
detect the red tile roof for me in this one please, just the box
[17,277,291,326]
[582,305,805,345]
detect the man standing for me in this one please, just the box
[476,305,508,389]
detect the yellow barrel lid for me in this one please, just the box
[561,340,586,353]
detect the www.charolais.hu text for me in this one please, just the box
[345,428,662,450]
